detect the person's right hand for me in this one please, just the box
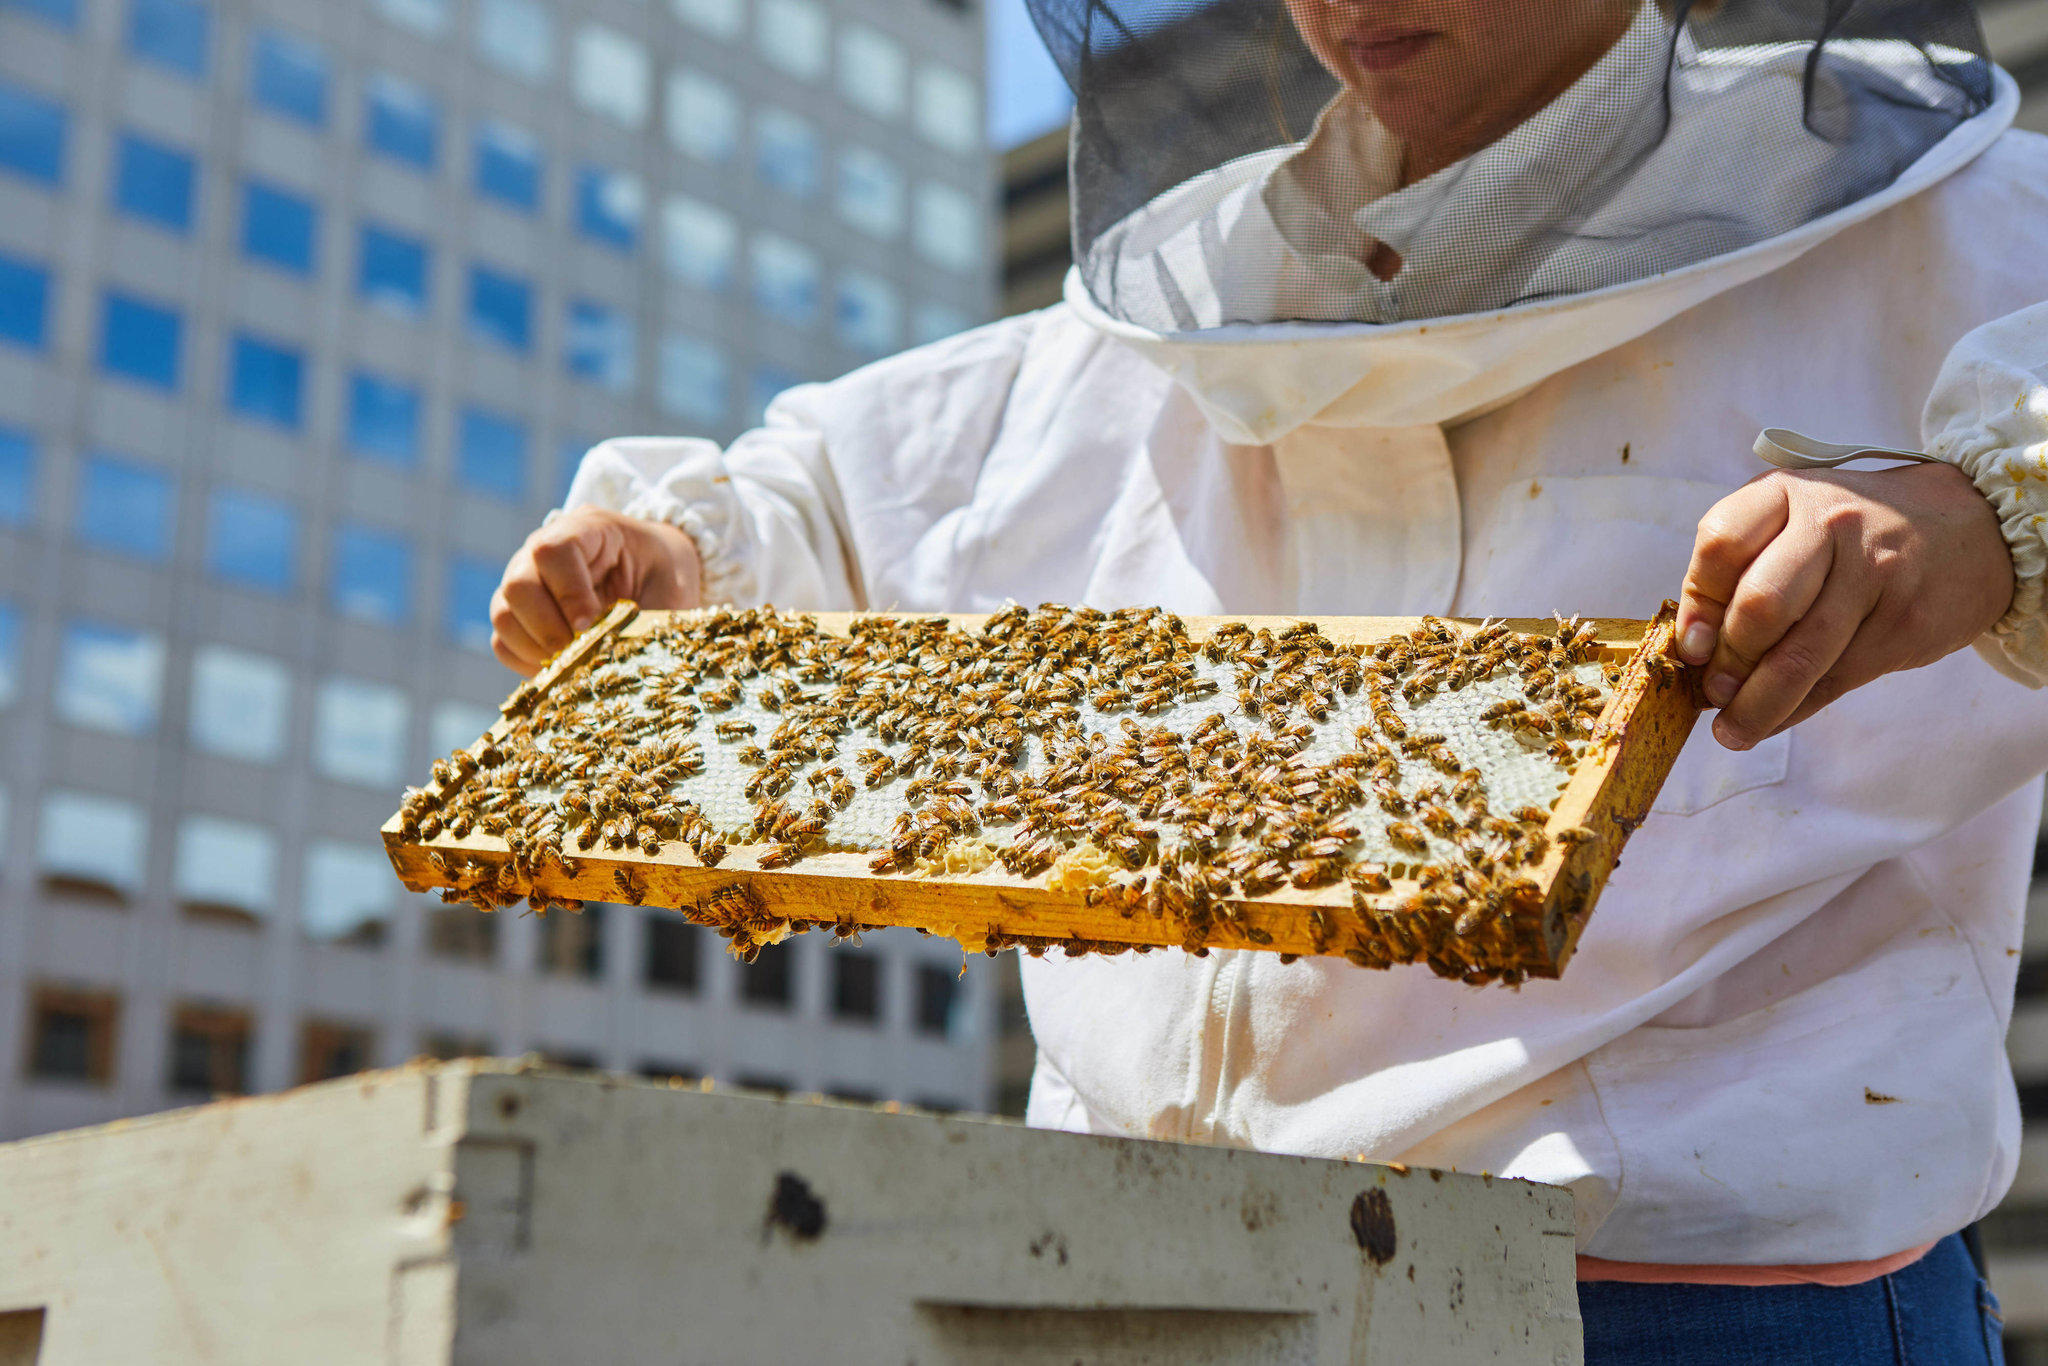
[491,508,703,676]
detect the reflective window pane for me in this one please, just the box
[312,679,409,787]
[366,73,439,170]
[330,523,412,626]
[0,251,49,352]
[835,145,902,239]
[227,332,303,429]
[664,69,736,163]
[747,363,800,427]
[912,302,973,345]
[913,181,981,273]
[444,555,496,651]
[753,107,817,200]
[458,406,527,501]
[303,843,396,942]
[346,370,420,467]
[357,223,430,315]
[565,298,633,392]
[430,700,497,758]
[575,165,642,252]
[0,80,66,186]
[573,25,649,128]
[476,0,551,81]
[174,816,275,917]
[240,180,316,275]
[40,792,147,895]
[4,0,79,28]
[658,334,726,424]
[659,195,735,293]
[750,233,818,327]
[250,29,329,128]
[74,454,173,561]
[835,270,899,355]
[474,119,541,213]
[837,25,904,121]
[56,620,164,735]
[0,600,18,708]
[914,64,980,155]
[375,0,446,37]
[0,426,33,526]
[757,0,825,81]
[189,645,289,763]
[671,0,740,40]
[100,291,181,388]
[467,264,532,352]
[112,132,195,232]
[129,0,210,79]
[205,487,296,593]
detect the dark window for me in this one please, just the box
[241,180,317,274]
[112,132,195,231]
[100,291,181,388]
[467,264,532,352]
[0,251,48,352]
[542,1049,602,1071]
[474,119,541,211]
[26,987,118,1084]
[346,371,421,466]
[735,1073,790,1095]
[740,942,793,1008]
[226,332,303,428]
[419,1032,492,1059]
[638,1060,699,1083]
[425,904,497,962]
[831,951,881,1023]
[250,28,328,127]
[914,963,956,1037]
[5,0,79,28]
[168,1004,251,1095]
[365,73,439,169]
[299,1020,374,1084]
[205,487,296,592]
[643,913,700,993]
[358,223,430,315]
[129,0,210,79]
[0,425,33,525]
[536,903,603,978]
[825,1087,880,1105]
[0,80,65,185]
[913,1096,961,1115]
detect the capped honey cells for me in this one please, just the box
[388,604,1695,987]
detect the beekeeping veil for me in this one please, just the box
[1030,0,1995,335]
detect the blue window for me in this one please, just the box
[129,0,210,79]
[474,119,540,213]
[250,29,329,127]
[330,523,412,625]
[357,224,429,315]
[0,81,65,185]
[74,454,174,561]
[205,487,296,592]
[0,426,33,525]
[227,332,303,428]
[564,299,632,392]
[458,407,526,501]
[100,292,181,388]
[112,133,195,232]
[0,600,17,707]
[467,265,531,353]
[3,0,79,29]
[365,73,439,170]
[444,555,497,651]
[574,165,640,252]
[240,180,316,275]
[346,371,420,466]
[0,252,49,352]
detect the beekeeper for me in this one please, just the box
[492,0,2048,1354]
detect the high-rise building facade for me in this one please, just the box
[0,0,1000,1140]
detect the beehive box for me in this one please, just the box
[383,602,1700,985]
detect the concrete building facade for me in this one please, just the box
[0,0,1001,1139]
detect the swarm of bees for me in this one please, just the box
[395,605,1618,984]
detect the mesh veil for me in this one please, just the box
[1025,0,1993,330]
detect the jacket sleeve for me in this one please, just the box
[1923,302,2048,687]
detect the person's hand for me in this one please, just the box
[1675,462,2014,751]
[491,508,703,676]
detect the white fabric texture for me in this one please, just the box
[561,120,2048,1263]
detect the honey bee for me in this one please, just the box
[714,719,756,740]
[1348,862,1392,893]
[1388,822,1429,853]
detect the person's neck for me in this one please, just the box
[1397,10,1640,186]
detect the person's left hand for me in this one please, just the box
[1675,462,2015,752]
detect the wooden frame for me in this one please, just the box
[385,603,1701,982]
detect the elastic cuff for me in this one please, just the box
[1939,439,2048,686]
[622,491,754,607]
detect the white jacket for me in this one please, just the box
[563,97,2048,1262]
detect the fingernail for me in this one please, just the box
[1679,622,1714,665]
[1713,716,1751,751]
[1704,672,1738,708]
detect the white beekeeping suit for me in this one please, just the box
[563,0,2048,1265]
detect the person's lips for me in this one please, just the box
[1344,30,1435,73]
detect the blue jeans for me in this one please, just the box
[1580,1234,2005,1365]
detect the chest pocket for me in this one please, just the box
[1471,473,1790,817]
